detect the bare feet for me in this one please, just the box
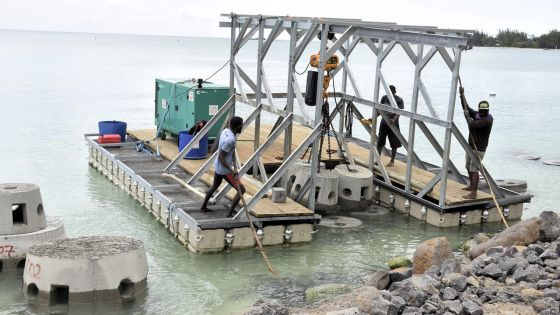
[386,161,394,167]
[462,192,477,199]
[461,186,472,191]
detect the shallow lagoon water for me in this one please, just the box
[0,30,559,314]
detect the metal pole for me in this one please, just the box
[405,44,423,193]
[282,21,297,189]
[369,40,383,170]
[339,36,349,142]
[308,23,328,211]
[229,13,237,116]
[439,48,462,208]
[254,16,264,181]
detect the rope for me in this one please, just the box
[459,76,509,229]
[231,163,277,275]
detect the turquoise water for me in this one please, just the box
[0,30,559,314]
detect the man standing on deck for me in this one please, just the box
[376,85,404,167]
[459,87,493,200]
[201,116,246,217]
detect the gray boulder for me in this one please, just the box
[478,263,504,279]
[362,270,390,290]
[540,249,559,260]
[499,256,529,275]
[390,295,406,313]
[533,297,560,313]
[442,273,468,292]
[420,300,438,313]
[526,251,542,265]
[401,306,421,315]
[442,300,462,314]
[514,265,541,283]
[442,287,458,300]
[528,243,546,256]
[538,279,553,289]
[545,258,560,268]
[392,276,442,307]
[244,298,289,315]
[439,259,462,277]
[462,299,483,315]
[389,267,412,283]
[543,288,560,300]
[470,217,542,259]
[539,211,560,242]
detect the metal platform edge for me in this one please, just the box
[84,133,321,253]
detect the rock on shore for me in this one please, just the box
[244,211,560,315]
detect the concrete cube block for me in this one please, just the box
[271,188,287,203]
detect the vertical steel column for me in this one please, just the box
[369,40,384,170]
[282,21,297,188]
[308,23,328,211]
[339,38,349,139]
[253,16,264,181]
[405,44,424,193]
[439,48,462,208]
[229,13,237,116]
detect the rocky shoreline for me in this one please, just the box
[245,211,560,315]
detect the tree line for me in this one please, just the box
[471,29,560,49]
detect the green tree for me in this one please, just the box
[537,30,560,49]
[496,29,531,47]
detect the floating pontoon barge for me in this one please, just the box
[85,13,530,252]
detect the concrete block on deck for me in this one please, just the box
[271,188,286,203]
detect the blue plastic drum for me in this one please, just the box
[98,121,127,142]
[178,131,208,159]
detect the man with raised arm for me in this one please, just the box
[459,87,494,200]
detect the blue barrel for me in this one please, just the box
[178,131,208,159]
[98,121,127,142]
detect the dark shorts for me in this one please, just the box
[213,172,242,189]
[378,121,402,149]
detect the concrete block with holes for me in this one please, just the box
[0,183,66,272]
[290,168,338,212]
[23,236,147,305]
[333,164,374,209]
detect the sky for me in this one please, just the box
[0,0,558,37]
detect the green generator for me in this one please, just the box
[154,78,230,140]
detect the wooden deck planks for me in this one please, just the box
[130,121,490,210]
[128,129,314,217]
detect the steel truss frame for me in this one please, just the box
[165,13,508,215]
